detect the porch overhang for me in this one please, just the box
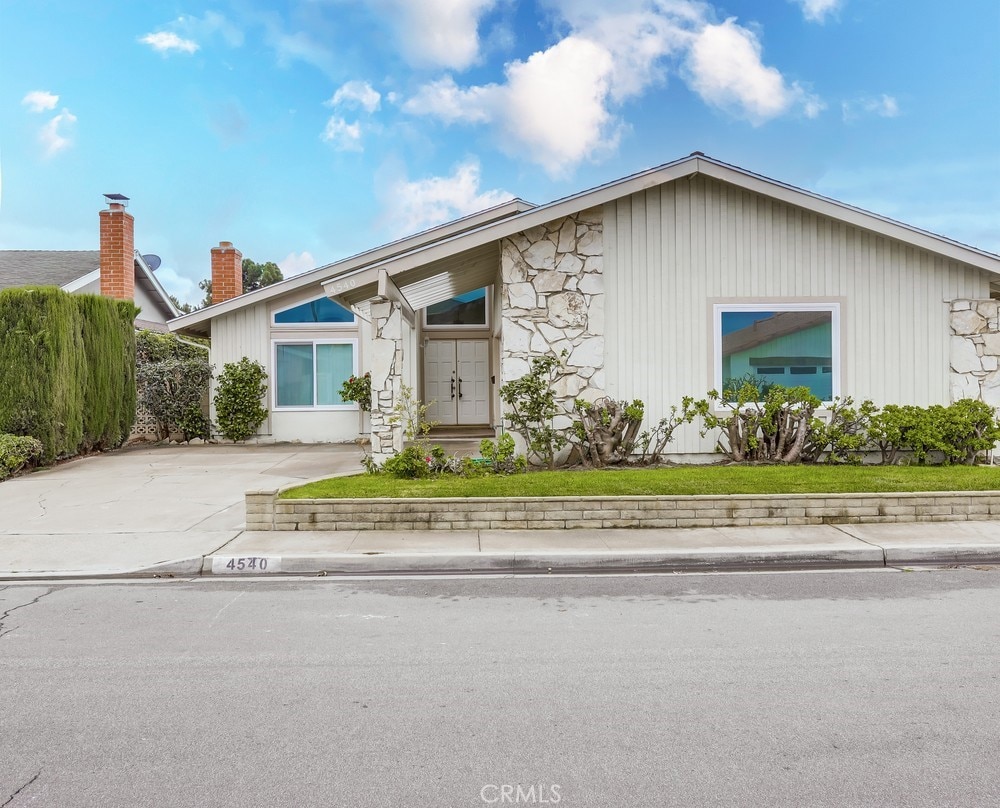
[322,241,500,320]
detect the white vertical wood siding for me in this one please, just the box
[603,175,991,453]
[211,297,367,442]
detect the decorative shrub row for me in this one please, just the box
[0,286,137,464]
[695,382,1000,466]
[495,358,1000,468]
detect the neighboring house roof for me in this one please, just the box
[169,154,1000,336]
[0,250,100,288]
[0,249,180,321]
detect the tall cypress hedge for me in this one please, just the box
[77,293,138,450]
[0,286,138,463]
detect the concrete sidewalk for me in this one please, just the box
[3,521,1000,579]
[2,443,1000,579]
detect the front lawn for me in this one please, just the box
[281,465,1000,500]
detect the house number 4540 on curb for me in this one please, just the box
[212,556,282,574]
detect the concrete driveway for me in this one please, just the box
[0,443,364,576]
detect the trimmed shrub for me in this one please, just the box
[214,358,268,442]
[135,331,212,441]
[0,434,44,479]
[694,382,820,463]
[940,398,1000,465]
[0,287,137,463]
[77,294,138,450]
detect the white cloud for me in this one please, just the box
[842,93,900,121]
[22,90,59,113]
[176,11,244,47]
[790,0,843,23]
[321,117,363,151]
[500,37,619,172]
[368,0,500,70]
[329,81,381,113]
[39,109,77,157]
[402,76,495,123]
[380,159,512,236]
[404,3,820,172]
[404,38,619,176]
[685,18,820,124]
[278,251,317,277]
[139,31,200,55]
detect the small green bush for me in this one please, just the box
[213,358,268,442]
[339,372,372,411]
[381,445,431,478]
[939,398,1000,465]
[0,434,43,479]
[479,433,526,474]
[694,383,820,463]
[499,353,566,469]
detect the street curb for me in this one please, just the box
[4,547,998,581]
[203,546,884,576]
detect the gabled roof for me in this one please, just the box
[170,153,1000,334]
[169,197,535,336]
[0,250,100,288]
[320,153,1000,318]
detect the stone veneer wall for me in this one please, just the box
[950,300,1000,404]
[246,490,1000,531]
[369,300,404,463]
[500,207,605,432]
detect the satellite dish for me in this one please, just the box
[142,254,162,271]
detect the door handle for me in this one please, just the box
[450,374,456,400]
[458,377,463,399]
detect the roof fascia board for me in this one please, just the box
[61,268,100,292]
[323,265,381,307]
[168,197,534,329]
[373,154,998,279]
[372,160,700,278]
[134,252,182,317]
[377,270,415,326]
[694,159,1000,273]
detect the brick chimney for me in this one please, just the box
[99,197,135,300]
[211,241,243,304]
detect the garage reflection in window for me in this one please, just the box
[717,305,838,401]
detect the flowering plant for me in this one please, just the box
[339,372,372,411]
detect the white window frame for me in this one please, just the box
[271,293,356,329]
[713,302,841,404]
[271,338,359,411]
[423,287,491,330]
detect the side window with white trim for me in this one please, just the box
[274,339,357,408]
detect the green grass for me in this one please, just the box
[281,464,1000,500]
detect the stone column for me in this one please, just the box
[950,300,1000,405]
[369,299,404,464]
[499,207,605,433]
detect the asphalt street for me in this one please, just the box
[1,568,999,807]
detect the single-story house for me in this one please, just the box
[169,153,1000,461]
[0,195,180,331]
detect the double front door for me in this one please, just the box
[425,339,489,425]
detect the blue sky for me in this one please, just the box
[1,0,997,307]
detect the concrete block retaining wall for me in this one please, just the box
[246,490,1000,531]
